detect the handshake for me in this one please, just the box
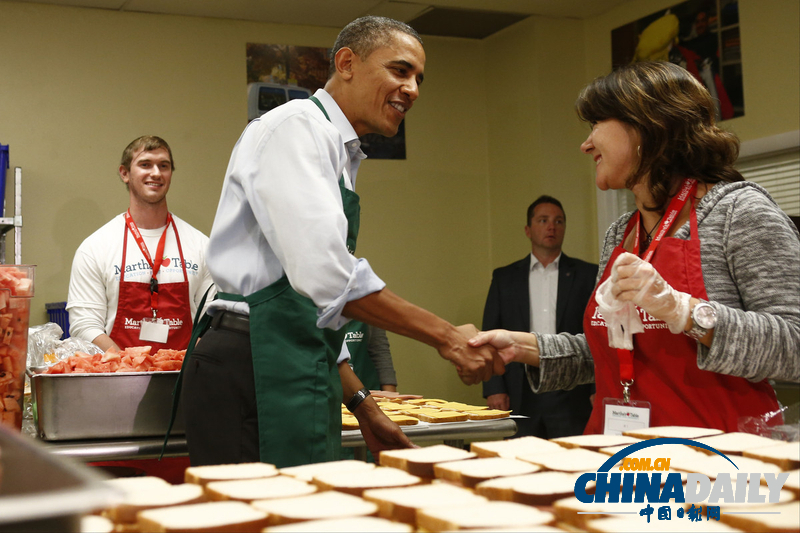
[447,324,542,385]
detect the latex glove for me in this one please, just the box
[611,252,691,334]
[595,275,644,350]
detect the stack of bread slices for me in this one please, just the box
[93,426,798,532]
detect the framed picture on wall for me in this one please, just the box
[611,0,743,121]
[246,43,407,159]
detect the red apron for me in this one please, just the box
[109,213,193,350]
[93,213,194,481]
[583,202,778,434]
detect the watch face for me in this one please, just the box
[695,304,716,329]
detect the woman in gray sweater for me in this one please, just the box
[471,61,799,433]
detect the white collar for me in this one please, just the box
[530,251,562,270]
[312,89,361,150]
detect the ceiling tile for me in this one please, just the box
[124,0,380,27]
[12,0,635,27]
[408,7,528,39]
[13,0,126,8]
[366,1,432,22]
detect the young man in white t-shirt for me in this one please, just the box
[67,136,214,352]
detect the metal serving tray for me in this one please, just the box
[28,370,185,441]
[0,425,119,532]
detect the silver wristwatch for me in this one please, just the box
[685,300,716,340]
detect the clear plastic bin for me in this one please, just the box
[0,264,34,431]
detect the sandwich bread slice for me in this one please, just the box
[362,482,487,525]
[692,432,785,456]
[379,444,476,478]
[263,516,412,532]
[719,502,800,533]
[279,459,375,482]
[104,483,205,525]
[622,425,723,440]
[204,475,316,503]
[516,448,609,473]
[551,434,640,451]
[742,441,800,470]
[417,501,555,532]
[470,436,563,458]
[136,501,269,533]
[184,462,278,486]
[251,490,378,526]
[433,457,541,488]
[312,466,422,496]
[475,471,592,506]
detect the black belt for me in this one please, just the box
[211,310,250,335]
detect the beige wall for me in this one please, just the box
[484,16,597,272]
[0,0,797,404]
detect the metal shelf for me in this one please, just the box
[37,418,519,462]
[0,167,23,264]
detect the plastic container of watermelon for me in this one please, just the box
[0,265,34,432]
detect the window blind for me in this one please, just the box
[736,149,800,216]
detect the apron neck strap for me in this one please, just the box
[308,95,330,121]
[309,95,346,190]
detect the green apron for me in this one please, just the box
[240,95,362,466]
[165,95,362,468]
[344,321,381,391]
[340,320,380,462]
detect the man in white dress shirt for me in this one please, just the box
[180,16,503,467]
[482,196,597,438]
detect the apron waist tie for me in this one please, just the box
[211,310,250,335]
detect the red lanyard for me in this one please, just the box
[123,210,173,317]
[616,179,697,396]
[632,178,698,262]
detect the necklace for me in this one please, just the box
[641,212,664,250]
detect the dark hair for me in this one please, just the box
[120,135,175,172]
[576,61,742,212]
[329,16,422,77]
[527,195,565,225]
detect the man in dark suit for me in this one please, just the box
[482,195,598,438]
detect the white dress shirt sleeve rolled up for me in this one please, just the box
[206,90,385,330]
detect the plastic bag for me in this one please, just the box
[27,322,64,369]
[595,276,644,350]
[53,336,104,362]
[27,322,103,370]
[738,402,799,442]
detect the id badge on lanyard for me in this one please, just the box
[140,317,169,343]
[124,210,173,344]
[602,179,697,435]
